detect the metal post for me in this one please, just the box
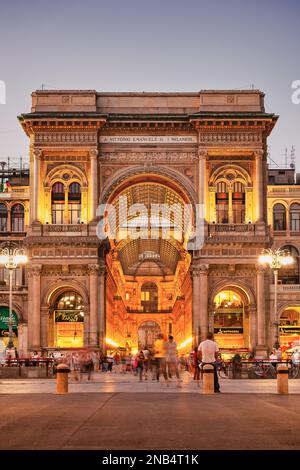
[274,269,279,349]
[7,268,14,349]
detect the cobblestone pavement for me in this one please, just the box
[0,371,300,393]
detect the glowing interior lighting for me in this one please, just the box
[105,337,119,348]
[178,337,193,350]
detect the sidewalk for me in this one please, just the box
[1,372,300,394]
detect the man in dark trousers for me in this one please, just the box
[198,332,221,393]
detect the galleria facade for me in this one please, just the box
[0,89,300,358]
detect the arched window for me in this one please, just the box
[216,181,229,224]
[279,245,299,284]
[141,282,158,312]
[215,176,246,224]
[232,181,245,223]
[0,204,8,232]
[68,182,81,224]
[52,291,84,348]
[51,182,65,224]
[290,203,300,232]
[273,203,286,231]
[11,204,24,232]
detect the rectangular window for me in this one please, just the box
[52,203,64,224]
[68,204,81,224]
[291,214,300,231]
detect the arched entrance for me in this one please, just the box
[49,291,84,348]
[212,287,250,352]
[138,321,161,350]
[279,307,300,348]
[103,177,193,352]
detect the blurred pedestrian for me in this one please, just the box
[136,350,145,382]
[166,335,181,387]
[153,334,168,384]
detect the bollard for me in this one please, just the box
[277,364,289,395]
[202,364,215,395]
[56,363,70,394]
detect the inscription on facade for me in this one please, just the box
[100,135,198,144]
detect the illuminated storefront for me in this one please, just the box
[279,307,300,348]
[213,290,247,351]
[51,292,84,348]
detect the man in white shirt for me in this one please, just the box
[198,332,220,393]
[292,349,300,365]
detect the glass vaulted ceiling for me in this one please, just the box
[107,183,191,275]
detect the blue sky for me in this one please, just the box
[0,0,299,168]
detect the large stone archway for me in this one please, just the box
[103,175,193,353]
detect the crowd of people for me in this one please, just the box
[6,333,299,392]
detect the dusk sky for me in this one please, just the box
[0,0,299,168]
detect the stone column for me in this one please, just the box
[89,264,99,347]
[89,149,98,221]
[208,186,217,223]
[199,265,209,341]
[198,150,207,213]
[228,189,233,223]
[99,263,106,350]
[44,187,51,224]
[192,265,201,347]
[33,149,42,222]
[40,306,49,350]
[245,187,253,223]
[29,265,42,350]
[63,185,69,224]
[249,307,257,352]
[254,150,264,222]
[192,264,209,346]
[256,265,267,354]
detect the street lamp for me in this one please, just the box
[259,248,294,349]
[0,246,28,351]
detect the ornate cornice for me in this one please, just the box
[100,151,198,163]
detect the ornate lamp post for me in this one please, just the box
[0,246,28,351]
[259,248,294,349]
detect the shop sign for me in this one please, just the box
[280,326,300,334]
[0,307,18,330]
[55,310,84,323]
[214,327,244,334]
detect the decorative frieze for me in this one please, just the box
[35,132,97,145]
[199,132,262,144]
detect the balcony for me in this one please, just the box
[270,284,300,293]
[0,231,27,239]
[206,223,271,244]
[126,307,172,314]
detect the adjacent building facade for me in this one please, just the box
[0,89,299,357]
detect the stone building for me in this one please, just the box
[0,89,299,358]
